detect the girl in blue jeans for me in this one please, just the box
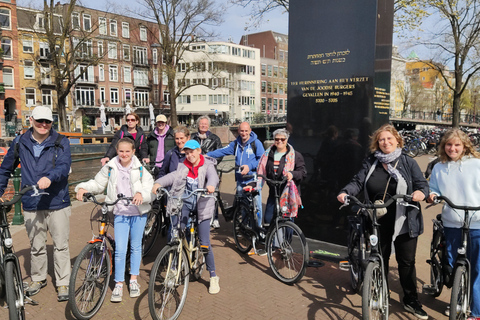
[428,129,480,320]
[76,138,154,302]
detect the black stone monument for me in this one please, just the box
[288,0,394,247]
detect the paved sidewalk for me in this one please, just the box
[1,155,451,319]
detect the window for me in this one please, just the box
[124,88,132,103]
[123,44,130,61]
[267,65,272,77]
[72,12,80,30]
[110,19,117,36]
[83,14,91,31]
[273,83,278,94]
[39,42,49,58]
[1,38,11,58]
[177,95,191,104]
[99,17,107,35]
[110,88,119,104]
[72,38,92,58]
[261,98,266,112]
[75,87,95,106]
[279,83,284,95]
[109,65,118,81]
[42,89,52,106]
[98,64,104,81]
[23,36,33,53]
[140,26,147,41]
[124,66,131,83]
[40,63,51,85]
[164,91,170,105]
[153,69,158,84]
[267,82,272,93]
[3,67,13,87]
[232,47,241,56]
[100,87,106,103]
[133,69,148,86]
[273,66,278,77]
[26,88,36,106]
[178,63,188,72]
[284,99,287,111]
[154,90,159,103]
[152,49,158,64]
[98,41,103,56]
[122,22,129,38]
[36,14,45,29]
[273,98,278,112]
[279,50,284,61]
[0,8,10,29]
[261,64,266,76]
[279,99,284,113]
[193,94,206,101]
[133,46,148,65]
[209,94,228,105]
[108,42,117,59]
[261,81,266,93]
[24,60,35,79]
[279,67,284,78]
[74,65,94,82]
[134,89,149,107]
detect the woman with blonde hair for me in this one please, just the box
[428,128,480,320]
[337,123,429,319]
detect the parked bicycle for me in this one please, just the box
[339,193,417,320]
[0,185,43,320]
[426,195,480,320]
[232,173,309,284]
[68,193,133,320]
[214,166,236,223]
[148,187,214,320]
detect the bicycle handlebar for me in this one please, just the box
[341,194,414,210]
[83,193,134,206]
[257,174,288,186]
[433,195,480,211]
[156,187,212,200]
[0,184,42,206]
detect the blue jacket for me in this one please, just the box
[207,131,264,183]
[0,128,71,211]
[158,146,185,178]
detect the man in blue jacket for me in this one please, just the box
[207,122,265,231]
[0,106,72,302]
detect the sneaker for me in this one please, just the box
[209,276,220,294]
[404,300,428,320]
[129,281,140,298]
[110,284,123,302]
[57,286,69,302]
[26,279,47,297]
[256,249,267,256]
[212,219,220,229]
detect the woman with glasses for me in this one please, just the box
[101,113,148,166]
[257,128,306,227]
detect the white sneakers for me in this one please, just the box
[209,276,220,294]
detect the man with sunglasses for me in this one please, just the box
[0,106,72,302]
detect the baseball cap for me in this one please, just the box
[156,114,167,122]
[182,140,200,150]
[31,106,53,122]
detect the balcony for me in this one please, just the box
[39,78,55,88]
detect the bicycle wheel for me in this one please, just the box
[69,242,111,320]
[191,234,205,281]
[429,229,444,297]
[347,225,363,293]
[143,209,161,257]
[232,202,253,254]
[5,260,25,320]
[266,221,309,284]
[362,261,389,320]
[148,245,190,320]
[449,265,469,320]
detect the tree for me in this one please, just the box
[423,0,480,127]
[136,0,223,127]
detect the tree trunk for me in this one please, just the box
[57,96,68,132]
[168,80,178,127]
[452,92,461,128]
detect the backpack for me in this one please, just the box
[12,133,65,171]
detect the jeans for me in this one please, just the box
[264,196,276,225]
[113,214,147,283]
[24,207,72,286]
[444,227,480,316]
[236,184,263,227]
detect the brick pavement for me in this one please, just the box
[1,155,452,319]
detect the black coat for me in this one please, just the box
[147,126,175,163]
[265,145,307,197]
[339,153,429,238]
[191,131,223,163]
[104,125,148,160]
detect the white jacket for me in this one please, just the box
[75,156,154,215]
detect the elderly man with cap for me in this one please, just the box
[147,114,175,178]
[152,140,220,294]
[0,106,72,301]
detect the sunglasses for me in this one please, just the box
[275,138,286,142]
[35,119,52,124]
[126,119,137,122]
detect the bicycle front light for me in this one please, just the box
[4,237,13,248]
[369,235,378,247]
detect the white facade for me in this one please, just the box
[175,41,261,121]
[390,46,408,117]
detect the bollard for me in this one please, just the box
[11,167,24,225]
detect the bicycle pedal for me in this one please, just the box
[339,261,350,271]
[422,284,438,295]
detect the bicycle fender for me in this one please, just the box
[88,239,103,244]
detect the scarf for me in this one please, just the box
[374,147,402,181]
[257,144,295,187]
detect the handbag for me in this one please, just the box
[368,161,398,220]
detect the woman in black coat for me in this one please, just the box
[337,123,429,320]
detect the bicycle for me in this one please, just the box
[232,173,309,284]
[340,193,416,320]
[213,166,236,224]
[68,193,133,320]
[426,195,480,320]
[148,187,215,320]
[1,184,44,320]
